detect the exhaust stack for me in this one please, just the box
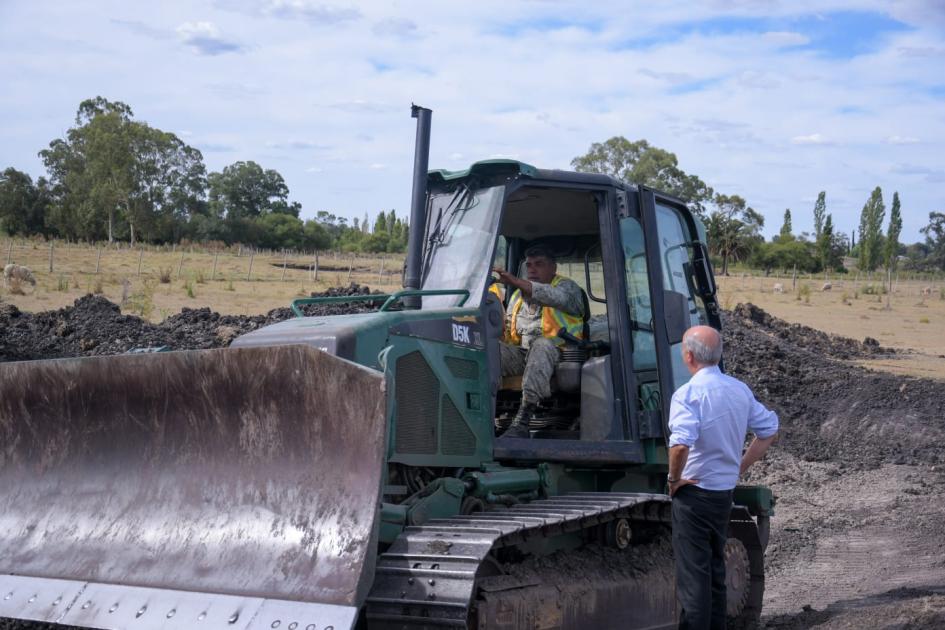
[402,104,432,309]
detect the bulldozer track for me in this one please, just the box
[365,492,670,629]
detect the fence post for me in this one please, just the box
[281,249,288,282]
[48,242,54,273]
[312,250,319,282]
[246,251,255,281]
[346,254,354,285]
[95,248,102,274]
[137,248,144,277]
[177,251,185,279]
[378,257,385,285]
[211,252,219,281]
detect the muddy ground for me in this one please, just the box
[2,292,944,628]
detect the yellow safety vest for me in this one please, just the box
[506,275,584,346]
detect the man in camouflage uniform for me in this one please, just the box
[493,245,586,439]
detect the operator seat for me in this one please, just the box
[499,286,592,393]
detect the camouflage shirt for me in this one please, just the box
[508,277,585,350]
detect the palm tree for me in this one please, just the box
[705,195,763,275]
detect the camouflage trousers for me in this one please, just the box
[500,338,561,405]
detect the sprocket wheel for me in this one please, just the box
[724,536,751,618]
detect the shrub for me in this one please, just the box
[919,317,930,324]
[126,281,155,319]
[796,283,811,303]
[861,283,886,295]
[158,267,172,284]
[195,269,207,284]
[57,275,69,292]
[92,277,104,294]
[184,277,196,299]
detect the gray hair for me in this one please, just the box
[683,332,722,365]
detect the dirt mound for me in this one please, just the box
[0,284,380,362]
[723,304,945,468]
[731,302,892,359]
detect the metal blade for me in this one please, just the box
[0,345,387,629]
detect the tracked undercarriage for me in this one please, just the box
[367,494,764,629]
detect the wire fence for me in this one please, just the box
[2,237,406,288]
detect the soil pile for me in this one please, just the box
[730,302,892,359]
[723,303,945,468]
[0,284,380,362]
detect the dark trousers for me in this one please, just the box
[672,485,733,630]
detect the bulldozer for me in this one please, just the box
[0,106,773,629]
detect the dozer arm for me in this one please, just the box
[0,345,387,630]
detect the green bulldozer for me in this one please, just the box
[0,107,773,629]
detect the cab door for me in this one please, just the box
[636,188,719,433]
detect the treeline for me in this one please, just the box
[0,97,407,253]
[572,137,945,274]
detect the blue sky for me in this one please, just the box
[1,0,944,241]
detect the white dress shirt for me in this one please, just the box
[668,365,779,491]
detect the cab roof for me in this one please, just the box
[427,159,624,189]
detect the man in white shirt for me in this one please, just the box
[667,325,779,629]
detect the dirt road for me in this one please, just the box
[2,293,944,628]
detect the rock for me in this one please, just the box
[214,325,239,345]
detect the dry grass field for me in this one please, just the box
[715,272,945,380]
[3,238,943,379]
[1,238,406,321]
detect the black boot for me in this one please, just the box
[499,402,536,439]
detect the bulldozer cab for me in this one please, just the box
[417,161,721,465]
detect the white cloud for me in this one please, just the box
[885,135,920,144]
[263,1,360,25]
[791,133,832,145]
[176,21,243,55]
[369,163,386,169]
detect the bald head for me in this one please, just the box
[682,325,722,370]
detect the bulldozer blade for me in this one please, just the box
[0,344,387,630]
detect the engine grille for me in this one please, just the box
[444,356,478,380]
[440,394,476,456]
[394,351,438,454]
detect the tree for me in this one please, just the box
[207,161,290,221]
[705,194,764,275]
[921,211,945,271]
[884,192,902,271]
[813,191,826,241]
[779,209,793,241]
[302,219,332,250]
[751,238,819,275]
[571,137,713,214]
[39,97,207,244]
[126,126,207,245]
[858,187,885,271]
[817,214,838,271]
[255,212,305,250]
[42,99,133,242]
[0,168,50,236]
